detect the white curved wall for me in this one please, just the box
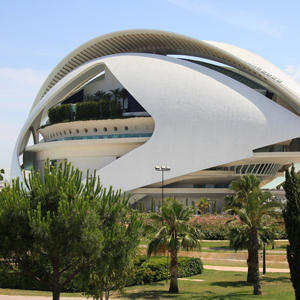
[12,37,300,193]
[91,54,300,191]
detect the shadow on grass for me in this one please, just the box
[120,283,179,300]
[208,247,231,250]
[261,276,291,284]
[122,289,252,300]
[210,280,251,288]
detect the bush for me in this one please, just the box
[0,256,203,291]
[60,104,71,121]
[100,99,110,118]
[0,263,80,292]
[127,256,203,285]
[189,214,286,240]
[76,101,100,120]
[189,214,241,240]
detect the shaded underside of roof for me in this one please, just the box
[183,59,274,93]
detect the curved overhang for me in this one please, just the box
[13,30,300,192]
[31,29,300,116]
[16,52,300,191]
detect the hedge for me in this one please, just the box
[48,104,72,124]
[0,256,203,291]
[127,256,203,285]
[188,214,287,240]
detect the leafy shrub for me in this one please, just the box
[0,256,203,291]
[76,101,100,120]
[109,99,122,118]
[60,104,71,121]
[127,256,203,285]
[177,257,204,278]
[0,263,82,292]
[189,214,286,240]
[48,104,72,124]
[100,99,110,118]
[189,214,241,240]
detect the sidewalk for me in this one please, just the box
[205,265,290,273]
[0,297,90,300]
[0,295,88,300]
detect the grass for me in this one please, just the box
[141,239,289,254]
[0,288,85,297]
[199,240,288,255]
[0,270,294,299]
[113,270,294,300]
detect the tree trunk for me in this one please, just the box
[247,247,256,283]
[250,227,261,295]
[169,250,179,293]
[53,258,61,300]
[295,289,300,300]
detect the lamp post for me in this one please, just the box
[155,166,171,204]
[155,165,171,283]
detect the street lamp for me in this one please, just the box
[155,166,171,204]
[155,165,171,283]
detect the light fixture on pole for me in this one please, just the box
[155,165,171,283]
[155,166,171,204]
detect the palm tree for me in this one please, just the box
[119,87,128,110]
[109,88,121,101]
[94,90,109,101]
[225,174,282,295]
[83,93,96,102]
[0,169,4,181]
[196,197,210,214]
[146,198,201,293]
[229,173,261,200]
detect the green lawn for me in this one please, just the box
[0,270,294,299]
[200,240,288,254]
[141,239,289,253]
[113,270,294,300]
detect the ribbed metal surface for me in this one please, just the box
[41,31,251,99]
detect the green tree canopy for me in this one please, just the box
[196,197,210,214]
[0,168,4,181]
[224,174,282,295]
[145,198,201,293]
[282,164,300,300]
[0,160,137,300]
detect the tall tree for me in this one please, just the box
[83,93,96,102]
[282,164,300,300]
[146,198,201,293]
[0,160,132,300]
[0,168,4,181]
[84,212,142,300]
[109,88,121,101]
[94,90,109,101]
[119,88,128,110]
[225,174,282,295]
[196,197,210,214]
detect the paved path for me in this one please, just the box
[0,297,88,300]
[0,297,92,300]
[205,265,290,273]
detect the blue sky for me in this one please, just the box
[1,0,300,168]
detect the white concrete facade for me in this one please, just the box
[11,30,300,210]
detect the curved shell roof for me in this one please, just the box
[12,29,300,189]
[32,29,300,116]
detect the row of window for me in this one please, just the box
[51,133,153,141]
[47,126,131,140]
[207,163,281,177]
[247,62,283,83]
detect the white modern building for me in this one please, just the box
[11,29,300,212]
